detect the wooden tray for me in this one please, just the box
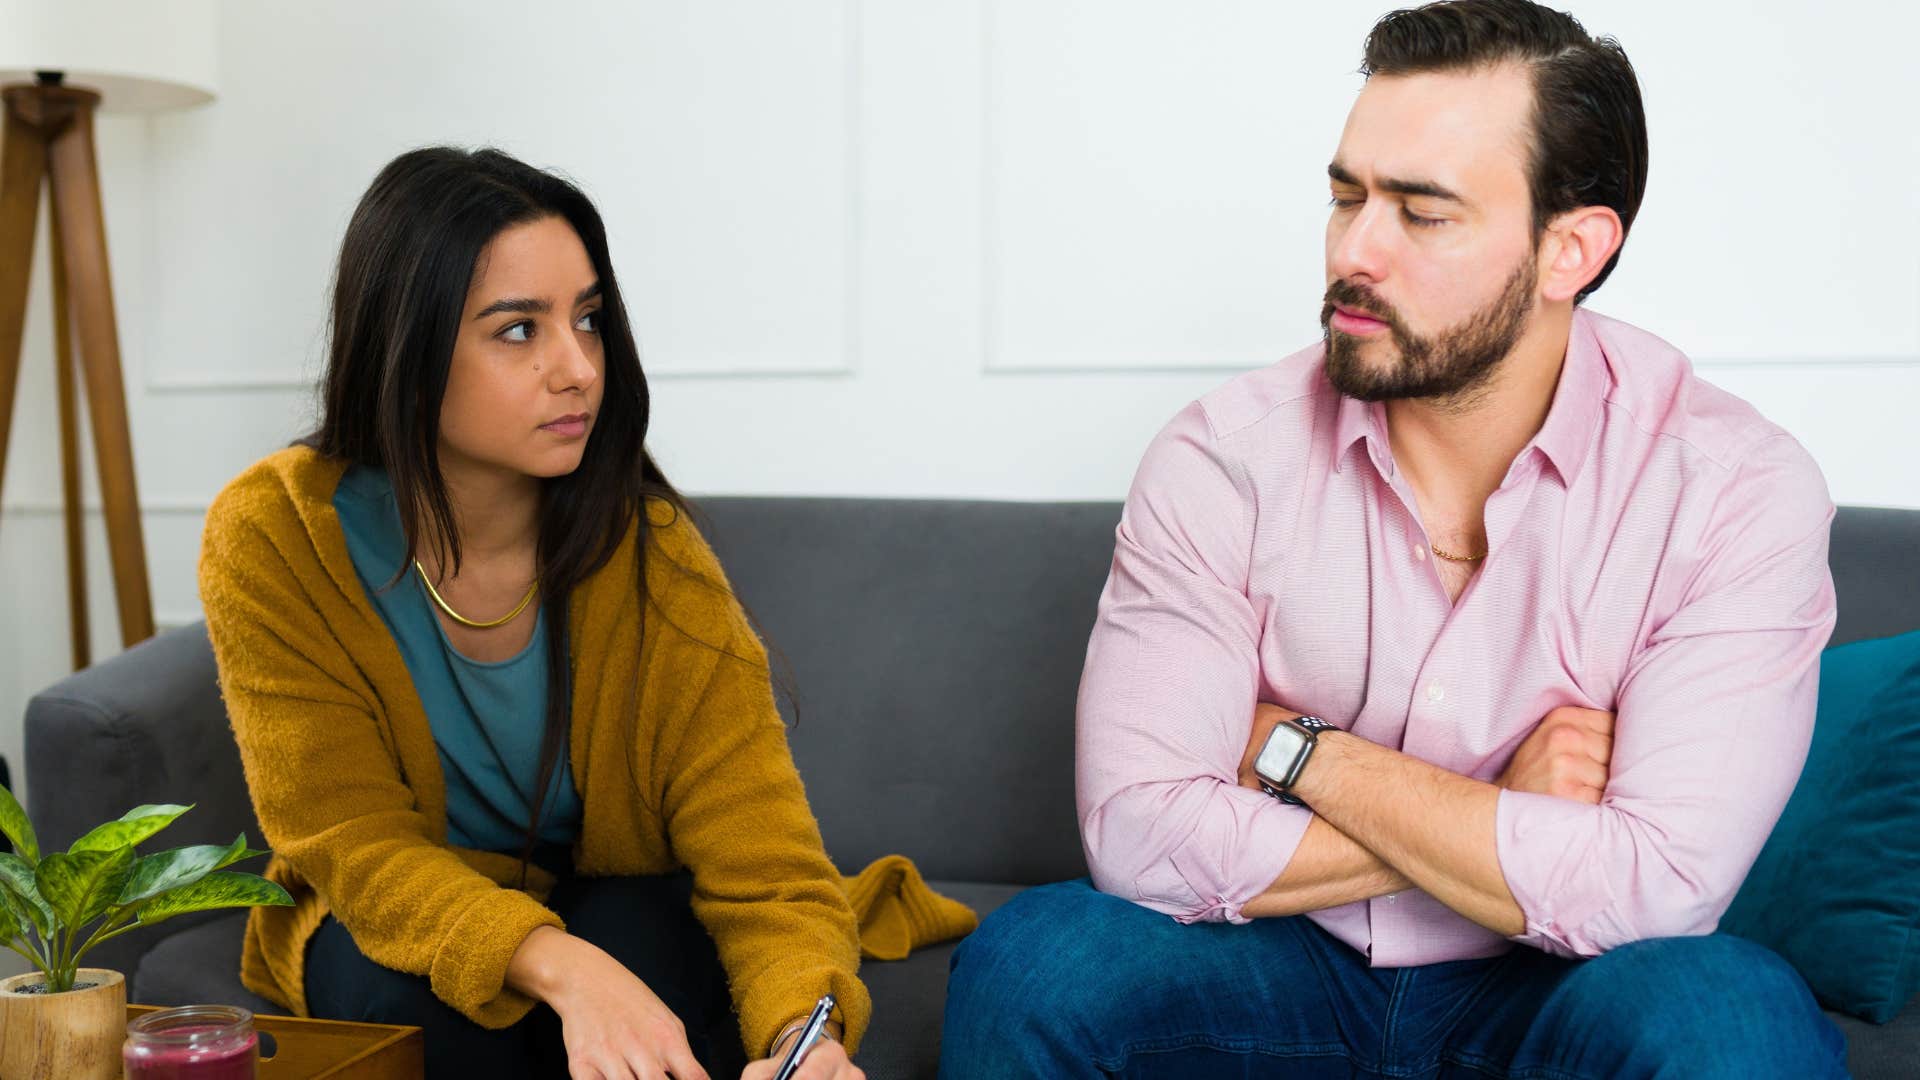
[128,1005,423,1079]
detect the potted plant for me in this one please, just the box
[0,784,291,1080]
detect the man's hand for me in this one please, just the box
[1497,706,1615,805]
[1238,702,1306,791]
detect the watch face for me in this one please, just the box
[1254,723,1310,786]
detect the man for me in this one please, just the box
[940,1,1847,1077]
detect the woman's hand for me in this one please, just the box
[739,1030,864,1080]
[508,925,710,1079]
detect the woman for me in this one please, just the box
[199,147,966,1078]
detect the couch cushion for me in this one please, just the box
[855,880,1025,1080]
[1829,507,1920,646]
[1831,999,1920,1080]
[700,498,1109,886]
[132,912,280,1016]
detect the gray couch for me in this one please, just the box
[24,499,1920,1078]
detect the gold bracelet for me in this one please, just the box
[769,1019,806,1060]
[769,1017,835,1060]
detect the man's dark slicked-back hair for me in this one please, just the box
[1361,0,1647,300]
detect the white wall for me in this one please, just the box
[2,0,1916,798]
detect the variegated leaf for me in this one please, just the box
[0,853,53,936]
[117,834,257,906]
[135,871,292,928]
[36,847,137,930]
[0,786,37,864]
[70,804,192,854]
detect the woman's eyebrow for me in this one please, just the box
[472,282,602,321]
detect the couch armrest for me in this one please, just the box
[24,622,263,978]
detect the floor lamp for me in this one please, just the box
[0,4,217,668]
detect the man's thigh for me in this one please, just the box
[1442,934,1847,1080]
[942,878,1393,1079]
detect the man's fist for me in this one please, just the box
[1497,706,1615,804]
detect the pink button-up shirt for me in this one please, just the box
[1076,309,1836,964]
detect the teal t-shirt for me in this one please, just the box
[332,465,583,852]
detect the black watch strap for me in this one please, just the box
[1291,715,1336,736]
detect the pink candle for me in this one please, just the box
[124,1005,259,1080]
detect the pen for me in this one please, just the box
[773,993,837,1080]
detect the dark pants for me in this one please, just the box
[306,868,746,1078]
[941,879,1849,1079]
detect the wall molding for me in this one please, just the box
[0,500,208,517]
[144,356,861,395]
[981,353,1920,377]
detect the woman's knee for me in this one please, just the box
[303,917,446,1025]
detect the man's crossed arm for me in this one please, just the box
[1235,704,1614,934]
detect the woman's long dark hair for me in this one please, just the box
[303,146,698,878]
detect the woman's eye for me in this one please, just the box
[576,309,601,333]
[500,321,533,343]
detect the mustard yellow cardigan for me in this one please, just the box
[197,446,975,1055]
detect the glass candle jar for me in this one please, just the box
[123,1005,259,1080]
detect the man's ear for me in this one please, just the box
[1539,206,1624,303]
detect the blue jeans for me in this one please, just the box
[941,879,1847,1079]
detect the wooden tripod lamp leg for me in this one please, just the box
[0,95,48,518]
[51,200,90,669]
[46,96,154,647]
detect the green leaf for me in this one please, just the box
[134,871,291,928]
[117,834,260,906]
[0,853,53,936]
[35,848,137,930]
[0,786,38,864]
[0,894,18,945]
[69,804,192,854]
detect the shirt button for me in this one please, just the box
[1413,543,1427,562]
[1385,893,1398,903]
[1426,682,1446,704]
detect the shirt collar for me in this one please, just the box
[1526,308,1611,487]
[1329,386,1389,479]
[1324,308,1612,487]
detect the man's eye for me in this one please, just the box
[1403,208,1446,228]
[1329,195,1362,210]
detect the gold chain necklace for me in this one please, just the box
[413,561,537,629]
[1428,542,1488,564]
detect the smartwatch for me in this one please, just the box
[1252,715,1339,805]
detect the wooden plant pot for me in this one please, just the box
[0,967,127,1080]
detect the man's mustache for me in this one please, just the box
[1321,280,1400,331]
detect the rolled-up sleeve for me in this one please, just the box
[1077,402,1312,924]
[1495,434,1837,957]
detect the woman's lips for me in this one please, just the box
[539,414,590,438]
[1329,307,1389,336]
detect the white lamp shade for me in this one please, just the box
[0,0,217,112]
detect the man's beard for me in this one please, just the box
[1320,254,1536,406]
